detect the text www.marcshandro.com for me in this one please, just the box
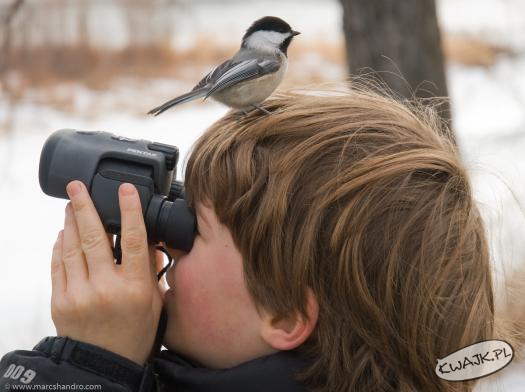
[2,363,100,390]
[4,383,101,391]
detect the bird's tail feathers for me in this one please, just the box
[147,88,208,116]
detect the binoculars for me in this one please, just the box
[39,129,196,252]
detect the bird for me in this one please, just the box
[148,16,300,116]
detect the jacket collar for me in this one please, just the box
[153,349,309,391]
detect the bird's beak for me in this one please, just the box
[292,31,301,36]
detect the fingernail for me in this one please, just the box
[67,181,82,197]
[57,230,63,241]
[120,183,136,196]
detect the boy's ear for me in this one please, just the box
[260,288,319,351]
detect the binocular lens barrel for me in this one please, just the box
[146,196,195,252]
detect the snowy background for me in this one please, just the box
[1,0,524,389]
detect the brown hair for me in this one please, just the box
[183,86,494,391]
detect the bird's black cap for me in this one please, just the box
[242,16,295,40]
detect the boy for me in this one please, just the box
[0,88,495,391]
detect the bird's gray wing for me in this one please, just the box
[204,58,280,98]
[192,59,236,91]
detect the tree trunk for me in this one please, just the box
[340,0,455,145]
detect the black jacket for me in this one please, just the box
[0,336,309,391]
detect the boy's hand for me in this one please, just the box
[50,180,163,366]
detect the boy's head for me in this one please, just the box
[164,87,494,391]
[163,200,318,368]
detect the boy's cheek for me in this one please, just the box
[171,260,214,315]
[167,276,226,348]
[173,256,201,292]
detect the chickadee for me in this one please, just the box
[148,16,300,116]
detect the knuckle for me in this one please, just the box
[93,285,112,307]
[81,229,105,251]
[50,258,62,275]
[121,230,146,253]
[73,197,89,212]
[63,246,82,262]
[71,294,92,313]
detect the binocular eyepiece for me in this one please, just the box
[39,129,196,252]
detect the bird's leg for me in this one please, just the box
[233,109,249,118]
[252,104,271,115]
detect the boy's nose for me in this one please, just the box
[164,247,187,290]
[166,266,176,290]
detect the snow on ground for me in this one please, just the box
[1,0,525,388]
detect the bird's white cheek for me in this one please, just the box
[245,31,290,49]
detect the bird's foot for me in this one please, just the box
[236,105,271,117]
[252,104,271,115]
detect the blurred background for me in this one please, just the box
[1,0,524,389]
